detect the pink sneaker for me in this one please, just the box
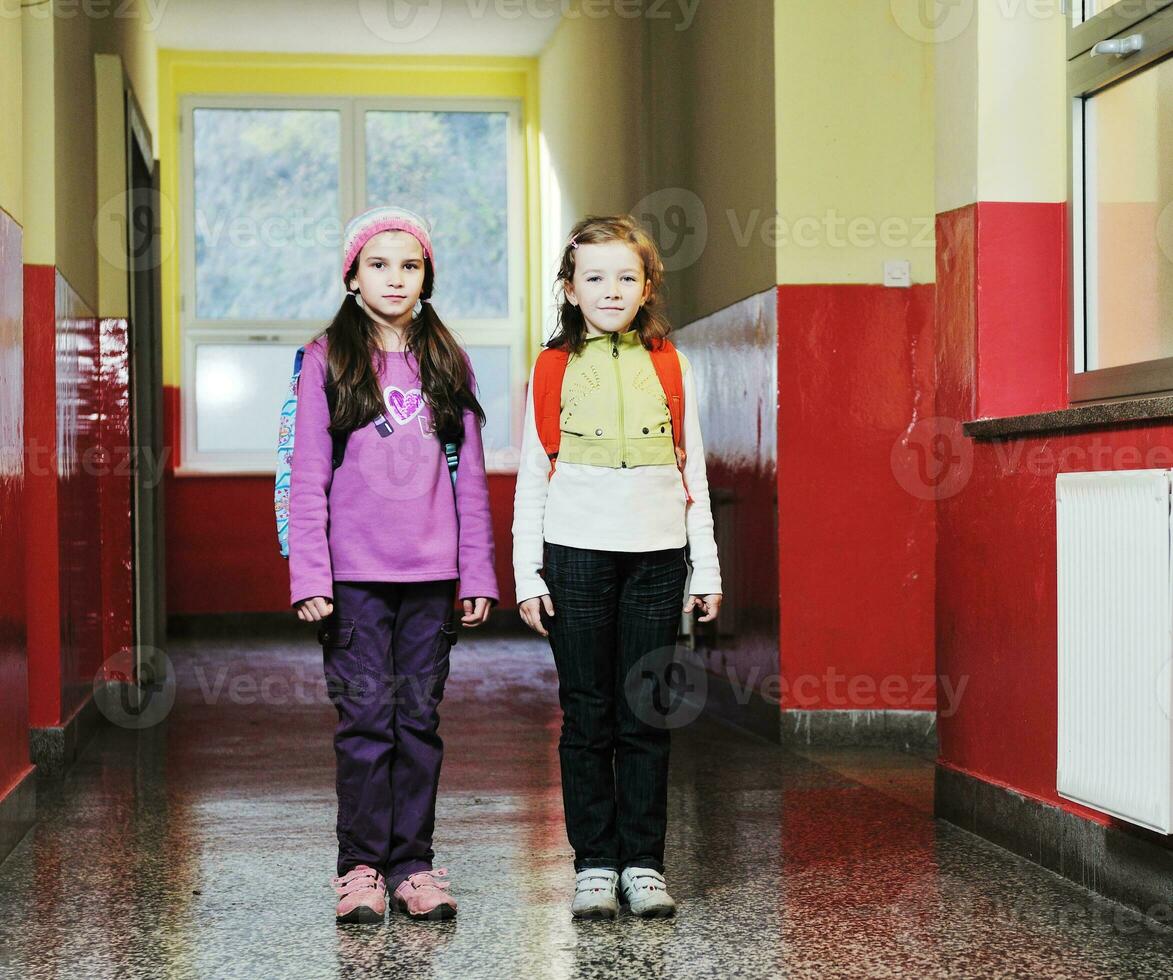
[332,865,387,924]
[393,868,458,920]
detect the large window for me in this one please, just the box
[180,96,525,472]
[1069,1,1173,400]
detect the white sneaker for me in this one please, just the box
[571,869,619,920]
[619,867,676,918]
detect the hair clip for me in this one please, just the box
[568,233,579,250]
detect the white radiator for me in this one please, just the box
[1056,470,1173,834]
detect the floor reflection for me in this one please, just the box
[0,627,1169,979]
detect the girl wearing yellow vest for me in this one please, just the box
[512,215,722,919]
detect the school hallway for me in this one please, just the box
[6,1,1173,976]
[0,626,1167,980]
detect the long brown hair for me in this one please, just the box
[316,257,485,443]
[546,214,671,355]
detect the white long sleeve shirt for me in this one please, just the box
[511,350,723,604]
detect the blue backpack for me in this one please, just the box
[275,346,460,558]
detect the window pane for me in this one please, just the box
[365,111,510,318]
[195,342,301,456]
[1077,0,1167,25]
[194,109,341,320]
[1083,56,1173,371]
[465,346,512,459]
[1079,1,1127,24]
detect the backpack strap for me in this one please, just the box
[323,371,349,470]
[648,339,693,504]
[534,347,571,477]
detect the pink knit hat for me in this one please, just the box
[341,206,435,285]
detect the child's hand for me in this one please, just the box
[519,595,555,637]
[461,597,492,627]
[295,596,334,622]
[684,594,722,623]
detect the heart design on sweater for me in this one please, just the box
[383,385,425,425]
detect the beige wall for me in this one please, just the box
[934,0,1066,213]
[538,12,644,228]
[21,5,54,266]
[93,0,159,141]
[777,0,935,285]
[0,4,22,224]
[94,53,129,318]
[15,0,158,309]
[542,0,937,299]
[537,10,645,339]
[646,0,776,325]
[975,2,1065,205]
[932,6,978,215]
[53,5,99,308]
[537,0,776,331]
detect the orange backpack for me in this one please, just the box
[533,338,692,502]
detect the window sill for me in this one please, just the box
[963,394,1173,441]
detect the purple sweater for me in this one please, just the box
[288,337,499,607]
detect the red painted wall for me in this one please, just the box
[777,284,937,710]
[936,422,1173,814]
[24,265,63,728]
[934,206,976,424]
[98,318,134,668]
[934,200,1171,842]
[23,268,124,730]
[164,470,293,615]
[53,274,104,723]
[163,387,518,615]
[972,202,1068,420]
[0,208,31,797]
[936,202,1069,426]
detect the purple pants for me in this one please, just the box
[318,580,458,890]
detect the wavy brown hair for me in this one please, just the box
[546,214,672,355]
[315,257,485,444]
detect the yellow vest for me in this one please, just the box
[557,330,677,469]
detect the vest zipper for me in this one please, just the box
[611,333,627,468]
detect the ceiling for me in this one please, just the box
[152,0,564,56]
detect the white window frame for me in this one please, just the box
[1068,0,1173,401]
[178,93,527,474]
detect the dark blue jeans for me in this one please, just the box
[542,542,689,873]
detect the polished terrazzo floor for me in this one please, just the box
[0,626,1170,979]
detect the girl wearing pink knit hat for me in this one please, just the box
[288,205,498,924]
